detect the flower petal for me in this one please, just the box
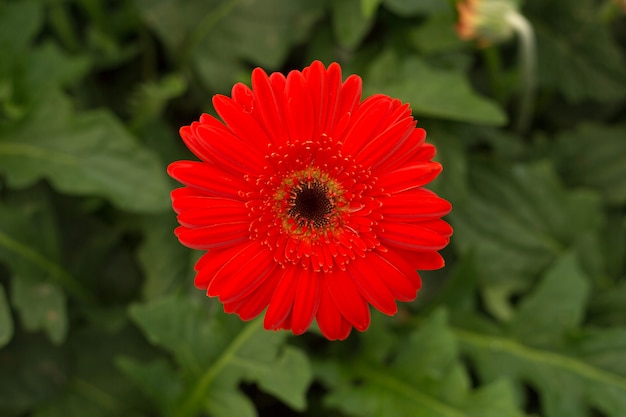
[381,189,452,221]
[368,251,419,301]
[190,120,265,174]
[350,256,398,315]
[213,94,272,148]
[341,95,393,155]
[329,74,362,136]
[193,245,247,289]
[174,197,248,227]
[252,67,289,146]
[316,280,352,341]
[378,221,450,251]
[391,247,446,272]
[175,222,249,250]
[376,248,424,289]
[223,270,282,321]
[325,269,370,331]
[377,162,442,194]
[264,266,299,330]
[167,161,249,199]
[207,242,276,303]
[354,117,415,168]
[285,69,315,142]
[291,268,321,335]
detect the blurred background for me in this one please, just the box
[0,0,625,416]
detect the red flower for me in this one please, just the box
[168,61,452,340]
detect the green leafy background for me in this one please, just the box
[0,0,624,416]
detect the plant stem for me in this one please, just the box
[174,317,263,417]
[506,10,536,135]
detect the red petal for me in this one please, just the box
[378,221,449,251]
[223,270,282,320]
[377,162,442,194]
[303,60,326,140]
[381,189,452,221]
[190,120,265,174]
[167,161,248,199]
[231,82,254,113]
[252,67,289,146]
[341,95,393,154]
[354,117,415,168]
[320,63,343,134]
[207,242,276,303]
[264,266,299,330]
[393,247,445,271]
[377,248,424,289]
[213,94,272,147]
[285,70,314,142]
[416,218,454,237]
[174,198,248,227]
[350,257,398,315]
[291,268,321,335]
[368,251,419,301]
[325,269,370,331]
[175,222,249,250]
[194,245,247,289]
[408,142,437,164]
[330,74,362,134]
[316,280,352,341]
[373,128,428,173]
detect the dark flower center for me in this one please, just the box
[288,181,333,228]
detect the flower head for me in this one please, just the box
[456,0,518,45]
[168,61,452,340]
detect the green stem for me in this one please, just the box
[506,10,536,135]
[174,317,263,417]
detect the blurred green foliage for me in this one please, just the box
[0,0,625,416]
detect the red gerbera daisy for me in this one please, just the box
[168,61,452,341]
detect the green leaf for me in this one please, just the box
[0,193,93,305]
[0,93,171,213]
[457,254,626,417]
[382,0,451,16]
[527,0,626,103]
[128,73,187,130]
[32,325,151,417]
[332,0,374,50]
[254,346,311,411]
[365,51,507,125]
[24,42,90,97]
[409,13,465,54]
[2,38,88,121]
[206,386,257,417]
[129,295,313,417]
[116,357,183,416]
[360,0,382,17]
[12,277,68,345]
[450,161,603,318]
[552,124,626,206]
[509,253,589,346]
[0,335,68,416]
[135,0,325,91]
[0,284,13,348]
[0,0,43,59]
[320,310,526,417]
[136,214,191,300]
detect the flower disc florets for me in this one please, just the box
[247,136,381,273]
